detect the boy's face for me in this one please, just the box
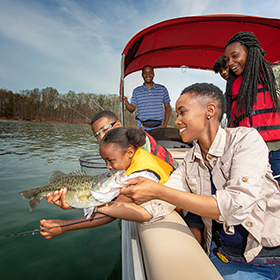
[219,65,229,80]
[91,117,121,142]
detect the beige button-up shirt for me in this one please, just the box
[165,126,280,262]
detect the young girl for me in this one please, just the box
[99,127,173,183]
[96,127,174,221]
[224,31,280,183]
[40,127,174,239]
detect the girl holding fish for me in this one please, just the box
[92,126,174,222]
[40,127,174,238]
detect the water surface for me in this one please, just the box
[0,120,121,280]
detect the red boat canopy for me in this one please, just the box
[120,14,280,125]
[121,14,280,77]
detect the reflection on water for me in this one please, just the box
[0,120,97,161]
[0,120,121,280]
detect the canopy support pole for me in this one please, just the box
[120,54,125,126]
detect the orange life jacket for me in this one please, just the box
[125,148,173,184]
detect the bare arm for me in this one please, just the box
[120,177,220,220]
[119,95,137,113]
[41,190,150,239]
[97,200,152,222]
[40,213,115,239]
[161,102,171,128]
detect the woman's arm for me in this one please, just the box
[97,200,152,222]
[120,177,220,220]
[214,129,268,226]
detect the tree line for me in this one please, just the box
[0,87,177,127]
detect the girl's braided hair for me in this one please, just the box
[100,127,146,154]
[225,31,279,119]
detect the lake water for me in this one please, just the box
[0,120,121,280]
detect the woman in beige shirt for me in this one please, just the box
[121,82,280,280]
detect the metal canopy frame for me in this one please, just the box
[120,14,280,125]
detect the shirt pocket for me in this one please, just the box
[219,160,231,181]
[185,176,198,193]
[257,198,267,212]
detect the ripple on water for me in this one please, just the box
[0,120,121,279]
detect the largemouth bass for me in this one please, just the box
[19,170,127,218]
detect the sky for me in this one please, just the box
[0,0,280,108]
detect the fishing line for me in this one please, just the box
[73,224,106,280]
[91,99,105,111]
[23,92,105,122]
[66,99,105,121]
[69,107,92,122]
[0,213,111,238]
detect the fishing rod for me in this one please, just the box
[25,91,106,123]
[0,214,111,238]
[68,98,106,122]
[69,107,92,122]
[91,99,105,111]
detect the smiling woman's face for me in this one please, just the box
[224,41,248,76]
[175,93,207,143]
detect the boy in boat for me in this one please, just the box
[213,55,229,81]
[120,65,171,131]
[90,110,176,168]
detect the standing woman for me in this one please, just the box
[121,83,280,280]
[224,31,280,183]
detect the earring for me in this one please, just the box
[207,116,210,119]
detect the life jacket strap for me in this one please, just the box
[255,124,280,131]
[234,108,280,127]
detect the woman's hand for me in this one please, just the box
[45,188,73,210]
[40,219,66,239]
[120,177,161,204]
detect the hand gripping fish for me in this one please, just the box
[19,170,128,218]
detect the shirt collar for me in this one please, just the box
[191,126,226,162]
[142,82,155,89]
[208,126,226,158]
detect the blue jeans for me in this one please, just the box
[210,242,280,280]
[269,149,280,184]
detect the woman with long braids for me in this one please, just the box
[224,31,280,184]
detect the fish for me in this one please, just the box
[19,170,128,218]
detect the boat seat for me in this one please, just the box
[137,211,223,280]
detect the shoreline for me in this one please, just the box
[0,117,90,126]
